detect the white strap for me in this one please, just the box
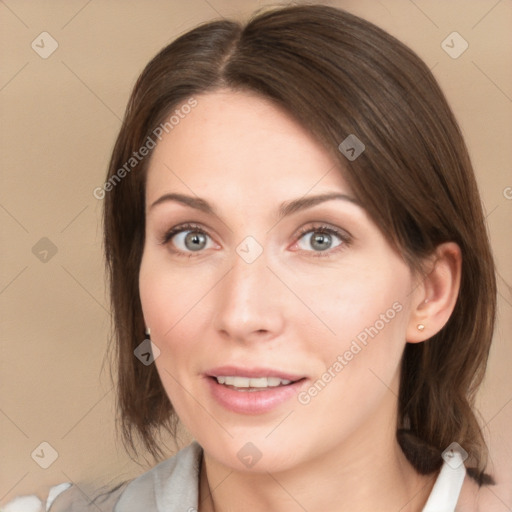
[422,451,466,512]
[46,483,72,511]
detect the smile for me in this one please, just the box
[205,367,307,414]
[215,376,293,390]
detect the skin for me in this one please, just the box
[139,89,463,512]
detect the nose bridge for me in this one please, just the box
[213,240,284,340]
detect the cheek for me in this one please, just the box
[139,252,216,345]
[294,259,411,352]
[291,277,409,443]
[292,260,412,416]
[138,253,223,423]
[139,258,208,419]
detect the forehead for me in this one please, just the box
[145,89,350,202]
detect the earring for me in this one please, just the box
[145,326,151,337]
[417,324,425,331]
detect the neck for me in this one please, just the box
[198,399,437,512]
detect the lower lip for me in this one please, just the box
[206,377,306,415]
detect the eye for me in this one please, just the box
[294,224,351,257]
[161,223,215,257]
[160,222,351,259]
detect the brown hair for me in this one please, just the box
[103,3,496,484]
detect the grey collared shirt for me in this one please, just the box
[114,441,202,512]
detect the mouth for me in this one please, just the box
[205,366,307,414]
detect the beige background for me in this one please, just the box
[1,0,511,507]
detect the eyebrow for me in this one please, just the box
[149,191,360,220]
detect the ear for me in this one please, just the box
[406,242,462,343]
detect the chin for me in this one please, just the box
[198,432,308,473]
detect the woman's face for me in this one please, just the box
[139,89,419,472]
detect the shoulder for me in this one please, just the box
[48,481,129,512]
[3,443,203,512]
[113,441,202,512]
[1,481,128,512]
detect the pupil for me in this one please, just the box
[186,232,206,251]
[312,233,331,251]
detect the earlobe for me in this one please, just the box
[406,242,462,344]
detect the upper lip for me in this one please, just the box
[206,365,305,382]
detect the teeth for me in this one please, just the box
[215,376,293,388]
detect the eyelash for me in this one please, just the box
[160,222,351,259]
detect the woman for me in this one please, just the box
[51,3,497,511]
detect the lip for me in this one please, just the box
[206,365,305,381]
[204,366,307,415]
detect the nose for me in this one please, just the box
[212,246,286,344]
